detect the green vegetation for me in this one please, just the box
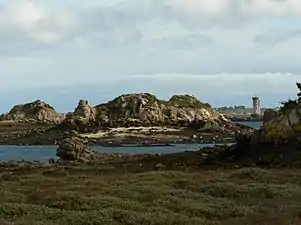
[96,93,160,119]
[168,94,211,109]
[280,82,301,114]
[1,165,301,224]
[96,93,211,111]
[217,105,246,111]
[94,93,213,122]
[9,100,56,114]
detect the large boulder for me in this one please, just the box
[263,109,278,125]
[1,100,64,124]
[60,100,97,131]
[256,106,301,144]
[74,100,96,120]
[56,137,97,162]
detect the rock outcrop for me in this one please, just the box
[206,85,301,167]
[61,93,244,133]
[56,137,97,162]
[263,109,278,125]
[74,100,97,120]
[254,106,301,145]
[0,100,64,124]
[56,137,135,163]
[60,100,97,131]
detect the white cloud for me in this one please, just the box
[163,0,301,18]
[0,0,78,44]
[0,0,300,110]
[164,0,232,16]
[247,0,301,18]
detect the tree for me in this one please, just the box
[280,82,301,113]
[297,82,301,101]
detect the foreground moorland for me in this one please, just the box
[1,164,301,225]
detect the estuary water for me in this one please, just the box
[0,121,261,162]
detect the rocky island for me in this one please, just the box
[0,93,253,146]
[2,85,301,225]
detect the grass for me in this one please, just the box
[1,166,301,224]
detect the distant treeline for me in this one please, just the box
[216,105,247,111]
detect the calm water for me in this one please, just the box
[0,144,217,163]
[0,121,260,162]
[236,121,262,129]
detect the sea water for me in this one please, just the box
[0,143,217,162]
[0,121,261,162]
[236,121,262,129]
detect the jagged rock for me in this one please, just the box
[155,163,165,171]
[56,137,96,162]
[48,158,56,164]
[74,100,96,120]
[0,100,64,124]
[95,93,231,128]
[58,93,252,135]
[263,109,278,124]
[205,96,301,167]
[0,114,5,120]
[60,100,97,132]
[258,106,301,144]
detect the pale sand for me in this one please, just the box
[80,126,182,139]
[0,120,16,124]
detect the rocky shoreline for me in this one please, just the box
[1,89,301,225]
[0,92,277,170]
[1,82,298,170]
[0,122,247,146]
[0,94,255,147]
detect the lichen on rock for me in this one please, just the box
[211,82,301,167]
[56,137,97,162]
[0,100,64,124]
[60,100,97,131]
[57,93,249,136]
[94,93,228,128]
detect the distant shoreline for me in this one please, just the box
[232,119,263,122]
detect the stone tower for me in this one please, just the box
[252,96,261,116]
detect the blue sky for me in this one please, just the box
[1,0,301,113]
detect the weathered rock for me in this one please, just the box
[48,158,56,164]
[56,137,96,162]
[263,109,278,124]
[258,106,301,144]
[57,93,253,136]
[86,93,240,131]
[60,100,97,132]
[0,100,64,124]
[204,96,301,167]
[74,100,96,121]
[155,163,165,171]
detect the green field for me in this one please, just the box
[1,164,301,225]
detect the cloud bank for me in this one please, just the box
[0,0,300,112]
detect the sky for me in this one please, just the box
[1,0,301,113]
